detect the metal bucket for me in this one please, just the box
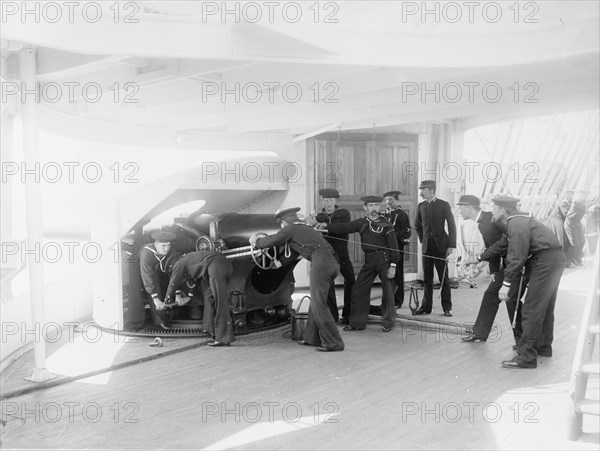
[291,296,310,341]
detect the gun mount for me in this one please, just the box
[123,212,299,335]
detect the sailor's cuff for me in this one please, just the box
[502,281,511,288]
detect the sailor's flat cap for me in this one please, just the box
[360,195,383,203]
[456,195,480,206]
[318,188,340,198]
[151,231,177,242]
[275,207,301,221]
[383,190,402,197]
[492,196,520,209]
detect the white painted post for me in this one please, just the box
[20,46,55,382]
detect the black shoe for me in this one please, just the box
[297,340,313,346]
[315,346,344,352]
[382,327,392,332]
[157,323,170,331]
[414,308,431,315]
[461,335,485,343]
[339,318,350,325]
[444,310,453,317]
[208,341,230,347]
[395,303,403,309]
[501,358,536,369]
[343,326,363,331]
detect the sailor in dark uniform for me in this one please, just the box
[139,231,176,330]
[491,197,566,369]
[457,195,525,345]
[326,196,400,332]
[165,250,234,346]
[313,188,356,324]
[414,180,456,316]
[383,190,411,308]
[251,207,344,352]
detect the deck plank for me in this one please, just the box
[1,265,598,450]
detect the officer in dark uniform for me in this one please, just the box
[313,188,356,324]
[251,207,344,352]
[166,250,234,346]
[491,197,566,369]
[326,196,400,332]
[383,190,411,308]
[457,195,525,344]
[414,180,456,316]
[139,231,176,330]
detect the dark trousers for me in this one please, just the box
[146,270,171,327]
[516,248,565,365]
[566,225,585,265]
[150,298,171,327]
[472,269,527,341]
[422,250,451,312]
[303,258,344,350]
[394,251,405,307]
[350,252,395,330]
[326,254,356,321]
[201,256,234,344]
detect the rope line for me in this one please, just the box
[318,231,451,262]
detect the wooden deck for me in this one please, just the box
[1,263,599,450]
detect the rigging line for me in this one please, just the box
[503,119,527,197]
[526,115,574,215]
[523,113,578,214]
[517,115,558,198]
[475,129,493,199]
[547,120,598,220]
[475,126,505,200]
[488,123,507,196]
[549,113,594,209]
[540,114,591,219]
[537,113,579,196]
[499,119,525,196]
[320,233,450,262]
[490,121,517,196]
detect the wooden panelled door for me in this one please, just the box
[312,133,418,274]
